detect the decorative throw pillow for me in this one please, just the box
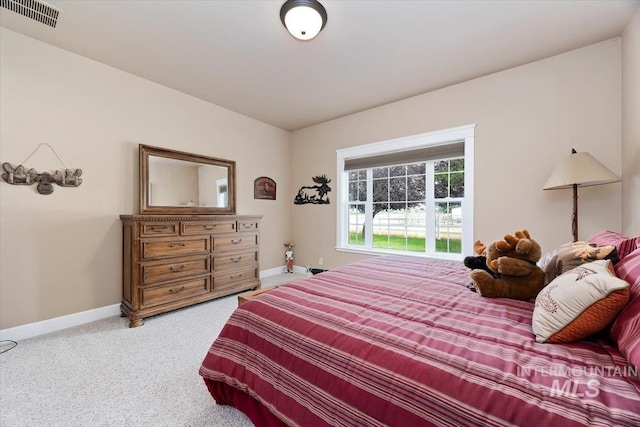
[587,230,640,261]
[543,241,618,284]
[538,241,573,272]
[610,248,640,370]
[532,260,630,344]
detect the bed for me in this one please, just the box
[200,234,640,426]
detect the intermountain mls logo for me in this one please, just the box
[517,365,638,398]
[549,378,600,398]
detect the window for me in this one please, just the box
[336,125,474,260]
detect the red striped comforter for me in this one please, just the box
[200,256,640,426]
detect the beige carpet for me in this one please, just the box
[0,291,266,426]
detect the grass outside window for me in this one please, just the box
[349,233,461,253]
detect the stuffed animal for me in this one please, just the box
[469,229,546,301]
[464,240,499,279]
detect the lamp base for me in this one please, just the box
[572,183,578,242]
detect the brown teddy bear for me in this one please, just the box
[469,229,546,301]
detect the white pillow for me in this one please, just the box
[532,260,630,343]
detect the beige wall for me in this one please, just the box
[622,9,640,237]
[291,40,623,270]
[0,28,292,329]
[1,25,635,331]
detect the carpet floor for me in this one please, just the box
[0,294,256,427]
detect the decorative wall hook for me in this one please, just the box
[1,163,37,185]
[52,168,83,187]
[1,144,83,195]
[2,163,83,194]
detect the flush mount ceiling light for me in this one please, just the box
[280,0,327,41]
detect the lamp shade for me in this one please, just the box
[280,0,327,41]
[543,150,620,190]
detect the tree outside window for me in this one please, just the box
[347,158,463,255]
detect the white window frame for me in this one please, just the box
[336,124,475,261]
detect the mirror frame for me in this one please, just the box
[139,144,236,215]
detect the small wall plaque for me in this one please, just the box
[254,176,276,200]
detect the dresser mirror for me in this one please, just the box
[139,144,236,215]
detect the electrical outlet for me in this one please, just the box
[318,257,323,265]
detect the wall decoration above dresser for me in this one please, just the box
[120,145,261,327]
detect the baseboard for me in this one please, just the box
[260,266,285,278]
[0,304,121,342]
[1,267,310,342]
[260,264,307,278]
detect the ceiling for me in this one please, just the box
[1,1,638,131]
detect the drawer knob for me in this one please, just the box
[151,226,170,232]
[204,225,216,230]
[231,274,243,279]
[242,224,253,229]
[168,286,185,294]
[231,257,242,263]
[231,239,242,245]
[169,243,187,248]
[170,265,186,272]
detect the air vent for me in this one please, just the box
[1,0,63,28]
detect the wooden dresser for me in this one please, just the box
[120,214,262,327]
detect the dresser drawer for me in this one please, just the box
[141,237,210,260]
[141,277,209,308]
[140,222,179,237]
[141,256,209,285]
[181,221,235,235]
[237,221,258,232]
[212,250,258,271]
[213,266,258,291]
[212,233,258,252]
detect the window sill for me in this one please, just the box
[335,246,464,262]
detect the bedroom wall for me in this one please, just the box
[622,9,640,237]
[0,28,292,330]
[290,40,623,270]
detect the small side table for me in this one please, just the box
[237,285,279,306]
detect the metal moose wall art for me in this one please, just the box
[294,175,331,205]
